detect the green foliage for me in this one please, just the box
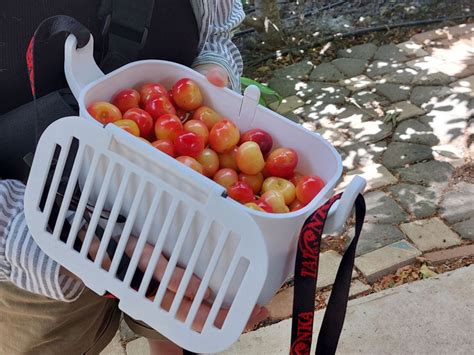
[240,77,283,107]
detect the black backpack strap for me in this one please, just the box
[24,15,91,174]
[27,16,91,102]
[98,0,155,72]
[291,193,366,355]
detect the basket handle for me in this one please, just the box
[64,33,104,100]
[320,175,366,235]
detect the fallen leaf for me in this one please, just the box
[419,264,437,279]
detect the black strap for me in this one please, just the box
[99,0,155,72]
[25,15,90,171]
[291,193,366,355]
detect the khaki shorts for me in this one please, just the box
[0,282,166,355]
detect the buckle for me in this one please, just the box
[101,14,148,49]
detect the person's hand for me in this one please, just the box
[75,230,268,332]
[134,239,268,332]
[194,64,229,87]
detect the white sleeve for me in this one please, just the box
[0,179,84,302]
[192,0,245,92]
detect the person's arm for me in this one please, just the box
[191,1,245,91]
[0,179,84,302]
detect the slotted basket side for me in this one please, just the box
[24,117,269,353]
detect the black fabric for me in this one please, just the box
[0,0,200,181]
[99,0,155,71]
[0,0,199,113]
[290,194,366,355]
[315,195,365,354]
[99,0,199,73]
[0,0,104,113]
[0,89,77,180]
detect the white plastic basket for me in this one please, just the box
[24,34,366,353]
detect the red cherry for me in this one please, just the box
[112,88,140,114]
[139,82,169,106]
[296,176,325,205]
[173,131,204,158]
[154,114,183,141]
[240,129,273,156]
[145,96,176,121]
[256,199,273,213]
[151,139,175,157]
[123,108,153,137]
[227,181,255,204]
[171,78,203,111]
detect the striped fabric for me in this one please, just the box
[192,0,245,92]
[0,1,244,302]
[0,180,84,302]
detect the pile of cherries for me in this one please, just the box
[87,79,325,213]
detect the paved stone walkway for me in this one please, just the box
[102,23,474,354]
[224,265,474,354]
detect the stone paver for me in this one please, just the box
[410,86,452,106]
[450,75,474,97]
[393,119,439,146]
[439,182,474,224]
[351,90,388,107]
[366,60,404,79]
[306,84,350,105]
[432,144,466,168]
[266,286,294,320]
[365,191,409,224]
[267,77,303,98]
[338,163,397,191]
[267,279,371,322]
[332,58,368,77]
[396,40,429,57]
[347,119,392,143]
[452,218,474,240]
[268,95,305,114]
[386,101,425,122]
[397,160,454,186]
[225,266,474,354]
[382,142,433,169]
[388,183,441,219]
[411,23,474,44]
[400,218,461,252]
[296,101,341,121]
[354,240,421,282]
[339,75,375,92]
[337,43,378,60]
[272,80,349,100]
[412,71,453,86]
[282,111,303,124]
[340,142,386,170]
[268,78,318,98]
[348,280,372,298]
[261,25,473,308]
[347,223,405,256]
[272,59,313,79]
[373,44,409,62]
[314,127,347,146]
[380,67,418,84]
[309,62,345,82]
[337,105,378,124]
[418,95,471,146]
[375,83,411,102]
[425,244,474,265]
[318,250,357,289]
